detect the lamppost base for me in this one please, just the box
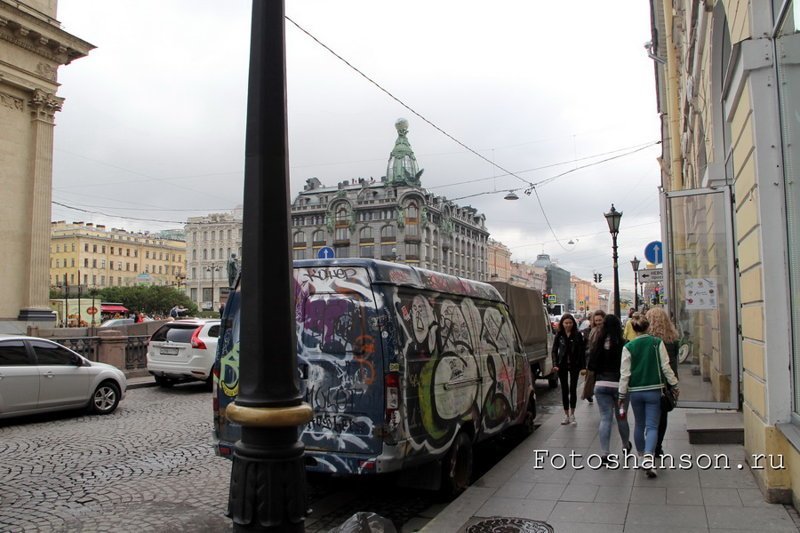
[228,429,308,532]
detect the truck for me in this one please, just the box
[489,282,557,388]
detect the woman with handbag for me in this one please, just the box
[580,310,606,404]
[646,307,680,457]
[618,314,679,478]
[551,313,585,425]
[587,314,631,463]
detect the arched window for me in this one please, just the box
[293,231,306,244]
[380,225,396,241]
[360,227,373,242]
[312,230,325,244]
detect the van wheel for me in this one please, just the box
[511,395,537,439]
[441,431,473,499]
[155,376,174,388]
[548,374,559,388]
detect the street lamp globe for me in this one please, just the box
[604,204,623,235]
[631,256,641,272]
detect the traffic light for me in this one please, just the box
[593,274,598,283]
[597,273,602,283]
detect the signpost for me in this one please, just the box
[317,246,335,259]
[644,241,663,265]
[638,268,664,283]
[548,294,557,305]
[86,306,98,315]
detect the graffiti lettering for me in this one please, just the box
[303,267,358,283]
[305,384,364,412]
[308,413,367,434]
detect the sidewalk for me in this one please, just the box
[423,400,800,532]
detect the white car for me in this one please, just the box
[146,319,220,388]
[0,334,127,420]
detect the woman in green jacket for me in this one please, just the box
[618,314,679,478]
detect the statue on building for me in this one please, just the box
[386,118,424,187]
[227,253,241,287]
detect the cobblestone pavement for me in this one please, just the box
[0,383,232,532]
[0,379,565,532]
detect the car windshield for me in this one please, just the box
[150,324,198,344]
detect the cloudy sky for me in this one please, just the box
[52,0,663,292]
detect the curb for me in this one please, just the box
[127,379,158,390]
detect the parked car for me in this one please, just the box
[100,318,135,328]
[146,319,220,388]
[0,334,127,420]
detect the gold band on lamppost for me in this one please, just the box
[226,402,313,428]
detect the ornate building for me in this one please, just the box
[290,120,490,280]
[184,208,243,310]
[50,221,186,289]
[0,0,93,327]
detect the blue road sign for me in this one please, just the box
[317,246,335,259]
[644,241,663,265]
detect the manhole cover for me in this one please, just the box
[466,517,554,533]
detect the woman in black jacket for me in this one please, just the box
[587,314,631,461]
[552,313,585,425]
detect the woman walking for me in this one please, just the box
[618,314,679,478]
[646,307,680,457]
[580,310,606,404]
[587,314,631,463]
[552,313,585,425]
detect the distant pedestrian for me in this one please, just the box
[646,307,680,457]
[623,309,638,342]
[552,313,585,425]
[618,314,679,478]
[587,314,631,463]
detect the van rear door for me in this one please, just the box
[295,266,385,460]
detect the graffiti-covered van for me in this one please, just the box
[213,259,535,493]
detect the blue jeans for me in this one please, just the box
[630,389,662,455]
[594,385,630,454]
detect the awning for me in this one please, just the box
[101,304,129,313]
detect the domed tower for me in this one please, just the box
[386,118,423,187]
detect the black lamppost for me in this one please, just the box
[630,256,641,311]
[206,265,220,311]
[604,204,623,318]
[226,1,311,531]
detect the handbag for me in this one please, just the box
[581,370,596,400]
[655,340,678,412]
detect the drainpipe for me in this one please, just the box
[663,0,684,190]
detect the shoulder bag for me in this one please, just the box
[655,339,678,412]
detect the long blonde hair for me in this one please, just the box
[646,307,679,342]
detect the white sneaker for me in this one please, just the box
[570,415,577,425]
[561,415,570,425]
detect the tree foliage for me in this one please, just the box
[95,286,198,316]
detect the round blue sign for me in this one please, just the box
[644,241,663,265]
[317,246,335,259]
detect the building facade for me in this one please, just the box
[509,261,548,291]
[184,210,242,310]
[50,221,186,289]
[650,0,800,504]
[533,253,571,310]
[487,240,512,280]
[290,120,489,279]
[0,0,93,326]
[571,275,601,313]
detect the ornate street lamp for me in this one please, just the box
[631,256,641,311]
[604,204,623,317]
[205,265,221,311]
[225,2,312,531]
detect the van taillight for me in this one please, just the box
[191,326,206,349]
[385,372,399,422]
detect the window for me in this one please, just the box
[335,227,349,241]
[293,231,306,244]
[293,248,307,260]
[360,227,373,242]
[0,341,30,365]
[312,230,325,244]
[203,249,208,260]
[380,225,396,241]
[84,244,89,252]
[84,258,89,268]
[193,250,197,260]
[211,249,216,260]
[359,245,375,259]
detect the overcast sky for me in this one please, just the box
[52,0,663,293]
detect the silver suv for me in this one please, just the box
[146,319,220,389]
